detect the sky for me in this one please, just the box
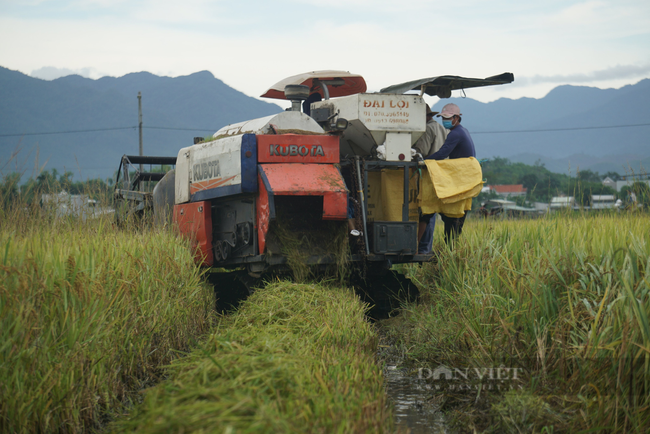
[1,0,649,107]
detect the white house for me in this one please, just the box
[602,177,616,190]
[41,191,111,220]
[615,179,650,192]
[591,195,617,209]
[550,196,575,210]
[534,202,550,212]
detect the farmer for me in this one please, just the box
[414,104,448,253]
[426,103,475,244]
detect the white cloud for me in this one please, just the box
[516,63,650,85]
[127,0,225,25]
[0,0,49,5]
[544,0,650,37]
[290,0,440,11]
[30,66,106,80]
[71,0,130,6]
[551,0,607,23]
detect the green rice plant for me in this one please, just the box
[490,390,559,434]
[0,209,215,433]
[384,214,650,432]
[108,281,393,433]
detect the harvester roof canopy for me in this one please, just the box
[380,72,514,97]
[260,70,367,100]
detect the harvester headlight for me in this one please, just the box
[332,118,348,131]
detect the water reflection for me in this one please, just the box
[384,365,447,434]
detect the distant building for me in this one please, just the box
[591,195,617,210]
[485,199,538,216]
[487,184,527,198]
[550,196,575,210]
[42,191,91,215]
[486,199,516,209]
[602,177,616,190]
[534,202,550,212]
[41,191,111,220]
[615,179,650,192]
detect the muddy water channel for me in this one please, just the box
[378,329,448,433]
[383,365,447,433]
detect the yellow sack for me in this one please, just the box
[367,169,419,222]
[380,169,419,221]
[418,157,483,217]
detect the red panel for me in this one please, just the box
[173,201,213,267]
[260,75,367,100]
[257,135,339,163]
[323,191,348,220]
[260,163,348,221]
[256,174,270,255]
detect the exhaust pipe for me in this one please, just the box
[284,84,310,112]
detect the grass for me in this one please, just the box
[107,281,393,433]
[386,212,650,433]
[0,204,215,433]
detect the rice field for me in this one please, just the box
[0,207,215,433]
[5,192,648,433]
[0,204,392,433]
[388,212,650,433]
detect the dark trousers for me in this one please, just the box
[440,213,467,245]
[418,214,436,254]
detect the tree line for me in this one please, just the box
[0,169,114,208]
[477,157,650,208]
[2,159,649,210]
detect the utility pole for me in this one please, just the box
[138,92,143,191]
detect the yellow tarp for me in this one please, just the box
[418,157,483,218]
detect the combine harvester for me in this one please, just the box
[114,71,513,312]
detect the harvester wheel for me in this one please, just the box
[214,241,231,262]
[350,269,420,319]
[205,270,261,312]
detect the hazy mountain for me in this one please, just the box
[431,79,650,176]
[1,65,648,182]
[0,66,283,181]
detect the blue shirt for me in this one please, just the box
[426,123,475,160]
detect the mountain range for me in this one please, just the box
[1,65,648,182]
[0,66,282,181]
